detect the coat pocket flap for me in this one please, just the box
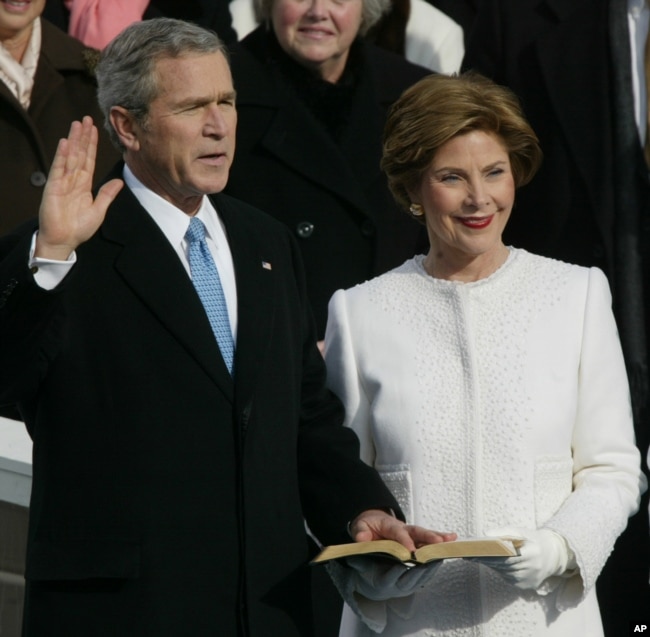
[26,538,140,581]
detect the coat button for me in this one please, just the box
[296,221,315,239]
[360,219,375,237]
[30,171,47,187]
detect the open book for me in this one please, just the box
[311,537,522,566]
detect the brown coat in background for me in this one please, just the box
[0,19,119,236]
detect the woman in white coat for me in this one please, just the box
[323,72,647,636]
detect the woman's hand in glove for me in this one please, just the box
[346,556,442,601]
[467,527,574,591]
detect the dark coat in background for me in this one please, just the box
[0,180,401,637]
[147,0,238,42]
[0,19,119,236]
[462,0,620,275]
[226,26,431,337]
[462,0,650,631]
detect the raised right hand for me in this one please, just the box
[36,116,123,261]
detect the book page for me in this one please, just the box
[311,539,412,564]
[414,538,520,563]
[311,537,522,565]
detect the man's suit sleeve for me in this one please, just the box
[288,230,403,545]
[0,226,67,415]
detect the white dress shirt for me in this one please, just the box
[30,164,238,340]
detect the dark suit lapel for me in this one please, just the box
[100,186,234,402]
[213,194,274,406]
[535,0,611,229]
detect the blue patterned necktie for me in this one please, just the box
[185,217,234,374]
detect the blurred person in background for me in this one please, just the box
[225,0,432,341]
[230,0,465,72]
[41,0,238,48]
[0,0,118,235]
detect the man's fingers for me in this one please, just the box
[68,118,95,177]
[50,118,96,180]
[94,179,125,215]
[64,120,86,175]
[407,525,457,548]
[351,528,373,543]
[386,524,417,552]
[47,137,70,182]
[350,511,457,554]
[80,117,99,176]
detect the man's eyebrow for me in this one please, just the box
[173,90,237,108]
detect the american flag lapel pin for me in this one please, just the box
[262,261,272,270]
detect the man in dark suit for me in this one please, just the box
[0,18,450,637]
[462,0,650,631]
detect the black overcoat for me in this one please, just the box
[0,181,400,637]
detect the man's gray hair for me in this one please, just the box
[252,0,391,36]
[96,18,227,152]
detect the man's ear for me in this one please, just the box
[109,106,140,151]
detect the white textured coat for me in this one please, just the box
[324,249,646,637]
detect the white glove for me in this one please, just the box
[468,527,573,592]
[345,556,441,601]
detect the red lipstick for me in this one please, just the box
[458,215,493,229]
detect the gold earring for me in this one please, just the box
[409,203,423,217]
